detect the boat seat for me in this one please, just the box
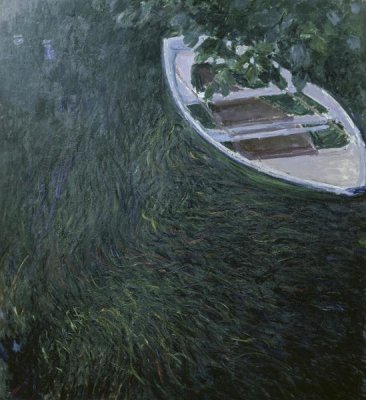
[207,124,329,143]
[211,97,288,126]
[229,114,330,135]
[234,134,318,159]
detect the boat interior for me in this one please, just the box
[174,49,364,189]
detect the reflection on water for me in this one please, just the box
[0,1,365,399]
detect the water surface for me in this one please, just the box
[0,1,365,399]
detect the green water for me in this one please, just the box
[0,2,365,399]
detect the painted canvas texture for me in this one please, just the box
[0,1,365,399]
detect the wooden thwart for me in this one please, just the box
[230,114,330,134]
[207,124,329,143]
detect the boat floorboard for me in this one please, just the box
[252,143,362,188]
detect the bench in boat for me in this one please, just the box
[207,124,329,143]
[198,97,331,158]
[189,97,333,143]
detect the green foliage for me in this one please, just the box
[310,122,350,149]
[191,37,284,97]
[122,0,365,98]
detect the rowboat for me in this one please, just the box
[163,36,366,196]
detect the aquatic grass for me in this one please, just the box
[0,1,365,399]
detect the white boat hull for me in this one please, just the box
[163,36,366,196]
